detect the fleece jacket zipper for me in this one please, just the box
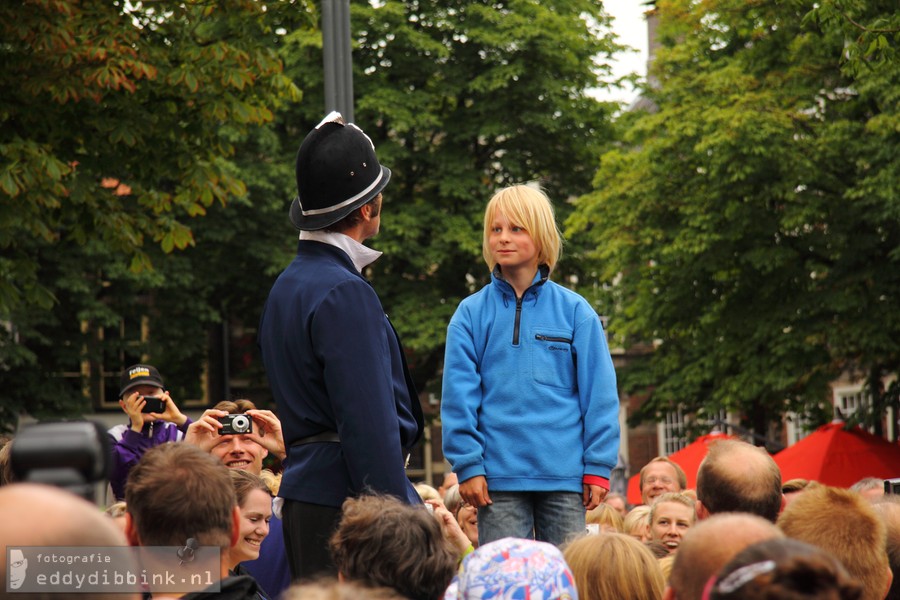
[513,296,523,346]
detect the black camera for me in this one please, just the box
[218,414,253,435]
[10,420,110,504]
[140,395,166,413]
[885,478,900,495]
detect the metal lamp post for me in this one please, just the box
[322,0,354,122]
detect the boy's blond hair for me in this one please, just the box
[482,184,562,271]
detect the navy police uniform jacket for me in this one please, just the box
[258,241,423,507]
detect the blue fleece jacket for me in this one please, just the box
[441,267,620,492]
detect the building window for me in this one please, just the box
[833,385,874,433]
[82,317,148,410]
[658,408,688,455]
[658,408,731,455]
[785,411,815,445]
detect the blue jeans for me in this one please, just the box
[478,491,586,547]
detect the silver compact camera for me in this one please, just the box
[218,414,252,435]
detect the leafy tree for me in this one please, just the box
[0,0,308,425]
[276,0,624,392]
[0,0,629,426]
[568,0,900,436]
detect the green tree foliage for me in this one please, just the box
[0,0,307,424]
[277,0,623,391]
[0,0,627,425]
[1,0,301,311]
[568,0,900,435]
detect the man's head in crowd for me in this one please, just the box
[0,483,139,600]
[125,443,238,550]
[650,492,696,555]
[209,399,268,474]
[641,457,687,506]
[708,537,864,600]
[330,494,457,600]
[666,512,785,600]
[695,439,783,522]
[778,483,891,600]
[853,477,886,502]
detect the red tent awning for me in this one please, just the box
[774,422,900,488]
[626,432,735,505]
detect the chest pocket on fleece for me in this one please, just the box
[532,328,576,389]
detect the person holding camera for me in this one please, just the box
[108,363,192,500]
[183,399,287,473]
[183,399,290,599]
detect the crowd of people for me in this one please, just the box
[1,113,898,600]
[2,405,898,600]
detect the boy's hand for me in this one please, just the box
[459,475,492,508]
[119,392,149,432]
[583,484,607,510]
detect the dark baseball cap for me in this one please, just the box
[119,364,164,398]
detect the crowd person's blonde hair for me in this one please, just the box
[0,436,15,486]
[563,532,665,600]
[443,483,463,516]
[105,501,128,518]
[259,469,282,496]
[482,184,562,271]
[624,505,652,539]
[586,502,624,532]
[650,492,696,524]
[415,482,442,504]
[658,554,675,579]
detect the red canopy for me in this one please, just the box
[773,422,900,488]
[626,432,735,505]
